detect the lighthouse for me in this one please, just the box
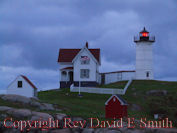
[134,27,155,80]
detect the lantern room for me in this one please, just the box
[140,27,149,37]
[134,27,155,43]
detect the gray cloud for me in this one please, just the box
[0,0,177,90]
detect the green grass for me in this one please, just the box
[123,80,177,127]
[98,80,127,89]
[0,98,37,111]
[38,89,111,118]
[38,80,177,127]
[0,80,176,127]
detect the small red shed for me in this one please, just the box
[105,94,128,119]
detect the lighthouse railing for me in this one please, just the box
[134,36,140,42]
[149,36,155,41]
[134,35,155,42]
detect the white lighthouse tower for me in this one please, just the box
[134,27,155,80]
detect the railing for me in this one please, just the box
[70,84,74,91]
[70,79,133,95]
[134,36,155,42]
[123,79,133,94]
[70,87,124,95]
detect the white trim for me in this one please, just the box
[72,46,98,64]
[21,76,36,89]
[60,68,73,70]
[99,50,101,65]
[105,95,127,105]
[71,87,124,94]
[59,62,73,64]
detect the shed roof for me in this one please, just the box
[105,94,128,105]
[21,75,38,90]
[115,94,128,105]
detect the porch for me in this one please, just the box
[60,67,73,88]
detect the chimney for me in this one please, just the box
[85,42,88,48]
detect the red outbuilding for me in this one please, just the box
[105,94,128,119]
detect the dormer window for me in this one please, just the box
[18,81,22,88]
[81,56,90,64]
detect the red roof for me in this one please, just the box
[58,48,100,63]
[21,75,38,90]
[105,94,128,105]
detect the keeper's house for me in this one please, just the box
[57,27,155,88]
[58,42,101,88]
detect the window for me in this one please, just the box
[146,72,149,78]
[62,71,67,75]
[80,69,89,78]
[80,56,90,64]
[117,73,122,80]
[18,81,22,88]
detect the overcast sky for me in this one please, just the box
[0,0,177,92]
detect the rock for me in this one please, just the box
[119,128,128,133]
[118,122,128,132]
[155,128,177,133]
[72,127,82,133]
[0,94,59,112]
[30,100,41,107]
[0,94,4,97]
[56,113,67,121]
[31,111,53,121]
[0,106,13,112]
[56,108,62,112]
[132,92,137,96]
[94,128,109,133]
[72,117,84,121]
[1,94,31,104]
[50,128,71,133]
[146,90,168,96]
[106,130,121,133]
[130,104,142,111]
[3,128,20,133]
[126,129,145,133]
[30,97,39,101]
[39,103,55,111]
[27,128,40,133]
[131,88,136,91]
[7,109,32,118]
[0,113,8,119]
[82,128,94,133]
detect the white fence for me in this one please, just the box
[70,79,132,95]
[123,79,132,94]
[104,72,135,84]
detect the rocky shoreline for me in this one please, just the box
[0,94,176,133]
